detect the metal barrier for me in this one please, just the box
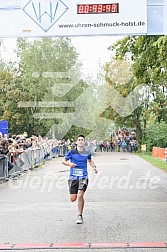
[46,146,53,160]
[1,144,67,180]
[8,148,45,178]
[31,148,45,167]
[39,148,45,164]
[19,151,32,171]
[0,157,8,181]
[57,145,68,157]
[8,153,24,177]
[57,145,64,157]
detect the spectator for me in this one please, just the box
[122,141,127,152]
[0,143,14,172]
[117,139,122,152]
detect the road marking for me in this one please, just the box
[0,242,166,249]
[97,163,128,165]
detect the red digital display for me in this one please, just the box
[77,3,119,14]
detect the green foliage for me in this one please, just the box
[1,35,167,141]
[104,35,167,143]
[138,153,167,171]
[144,121,167,151]
[1,37,80,137]
[1,38,108,140]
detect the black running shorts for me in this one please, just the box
[68,178,89,194]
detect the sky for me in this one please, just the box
[1,36,124,78]
[71,36,123,78]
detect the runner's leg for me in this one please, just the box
[68,180,78,202]
[78,190,84,215]
[70,194,77,202]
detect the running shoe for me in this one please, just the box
[76,215,83,224]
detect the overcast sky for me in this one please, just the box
[1,36,124,78]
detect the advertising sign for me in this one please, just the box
[0,0,147,37]
[0,120,8,136]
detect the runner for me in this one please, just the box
[62,134,98,224]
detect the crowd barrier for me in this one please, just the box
[0,146,57,180]
[0,143,95,181]
[57,145,68,157]
[152,147,166,161]
[8,148,46,178]
[0,157,8,181]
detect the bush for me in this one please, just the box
[144,121,167,151]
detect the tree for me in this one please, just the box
[103,35,167,144]
[8,37,79,136]
[145,121,167,150]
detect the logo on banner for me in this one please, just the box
[22,0,69,32]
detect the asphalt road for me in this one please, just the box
[0,152,167,251]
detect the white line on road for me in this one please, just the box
[97,163,128,165]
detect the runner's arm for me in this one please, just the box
[88,159,98,173]
[62,158,76,168]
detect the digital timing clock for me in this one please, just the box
[77,3,119,14]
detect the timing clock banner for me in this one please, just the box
[0,0,147,37]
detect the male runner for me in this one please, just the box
[62,134,98,224]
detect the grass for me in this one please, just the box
[137,152,167,172]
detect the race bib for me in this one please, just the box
[73,168,83,177]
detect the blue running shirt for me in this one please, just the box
[65,148,91,180]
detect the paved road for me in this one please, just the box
[0,152,167,251]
